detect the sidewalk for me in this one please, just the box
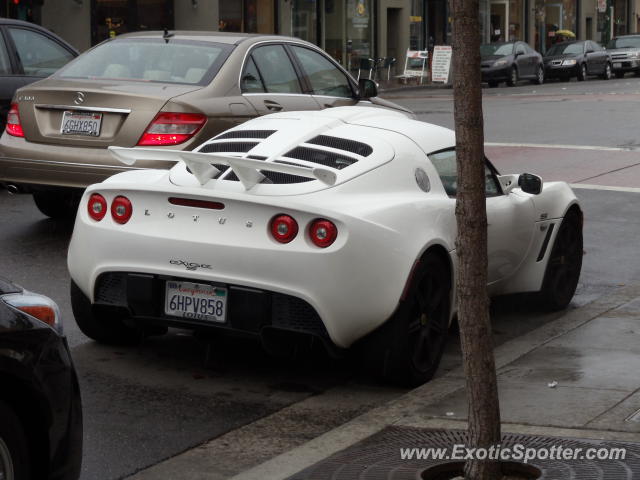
[130,284,640,479]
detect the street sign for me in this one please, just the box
[432,45,452,83]
[597,0,607,13]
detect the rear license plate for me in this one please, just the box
[164,281,227,323]
[60,110,102,136]
[614,62,622,69]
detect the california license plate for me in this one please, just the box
[164,281,227,323]
[60,110,102,136]
[614,62,622,69]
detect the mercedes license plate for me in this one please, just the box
[61,110,102,136]
[165,281,227,323]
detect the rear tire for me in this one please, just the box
[32,191,79,220]
[539,208,583,311]
[532,65,544,85]
[0,399,30,480]
[363,253,451,387]
[71,281,143,345]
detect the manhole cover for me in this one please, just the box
[288,426,640,479]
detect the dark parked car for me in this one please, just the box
[0,18,78,130]
[481,41,544,87]
[606,35,640,78]
[543,40,612,81]
[0,278,82,480]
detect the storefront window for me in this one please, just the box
[489,0,524,42]
[92,0,173,45]
[292,0,318,43]
[324,0,345,63]
[346,0,373,63]
[533,0,576,53]
[613,0,628,36]
[410,0,425,50]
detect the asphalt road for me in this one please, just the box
[2,75,640,479]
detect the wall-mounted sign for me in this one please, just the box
[597,0,607,13]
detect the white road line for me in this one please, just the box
[570,183,640,193]
[486,142,637,152]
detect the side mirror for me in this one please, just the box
[518,173,542,195]
[586,49,594,54]
[358,78,378,99]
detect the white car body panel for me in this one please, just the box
[67,106,580,349]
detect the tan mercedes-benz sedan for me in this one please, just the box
[0,30,409,218]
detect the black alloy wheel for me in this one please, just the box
[0,400,29,480]
[506,66,518,86]
[32,191,79,220]
[539,208,583,311]
[577,63,587,81]
[601,63,612,80]
[363,253,451,387]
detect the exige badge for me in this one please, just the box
[170,259,212,271]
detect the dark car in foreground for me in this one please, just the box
[0,278,82,480]
[0,18,77,130]
[0,30,406,219]
[481,41,544,87]
[543,40,612,81]
[606,35,640,77]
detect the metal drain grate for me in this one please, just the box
[288,426,640,479]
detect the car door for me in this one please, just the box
[287,44,358,109]
[0,29,21,131]
[584,41,603,74]
[515,43,531,77]
[429,150,536,284]
[240,43,319,115]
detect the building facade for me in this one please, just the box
[2,0,638,64]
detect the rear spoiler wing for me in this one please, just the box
[108,146,337,190]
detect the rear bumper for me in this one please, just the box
[0,133,176,189]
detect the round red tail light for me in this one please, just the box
[309,219,338,248]
[87,193,107,221]
[111,196,133,224]
[270,214,298,243]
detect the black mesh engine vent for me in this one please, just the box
[284,147,356,170]
[199,142,258,153]
[307,135,373,157]
[215,130,276,140]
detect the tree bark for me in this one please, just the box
[449,1,502,479]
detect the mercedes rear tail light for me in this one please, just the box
[87,193,107,221]
[137,112,207,146]
[270,214,298,244]
[309,219,338,248]
[6,103,24,137]
[111,196,133,224]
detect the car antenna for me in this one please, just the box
[163,28,174,43]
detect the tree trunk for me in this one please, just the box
[449,1,502,479]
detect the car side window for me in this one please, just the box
[249,44,302,94]
[9,27,74,77]
[429,149,502,197]
[290,45,353,98]
[241,56,266,93]
[0,34,12,75]
[516,44,526,55]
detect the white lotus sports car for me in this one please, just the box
[67,106,583,386]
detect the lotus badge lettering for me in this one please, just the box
[170,259,212,271]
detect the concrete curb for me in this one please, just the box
[230,284,640,480]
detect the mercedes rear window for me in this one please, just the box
[57,38,233,85]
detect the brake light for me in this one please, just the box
[6,103,24,137]
[137,112,206,146]
[309,219,338,248]
[168,197,224,210]
[111,196,133,224]
[270,214,298,243]
[87,193,107,221]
